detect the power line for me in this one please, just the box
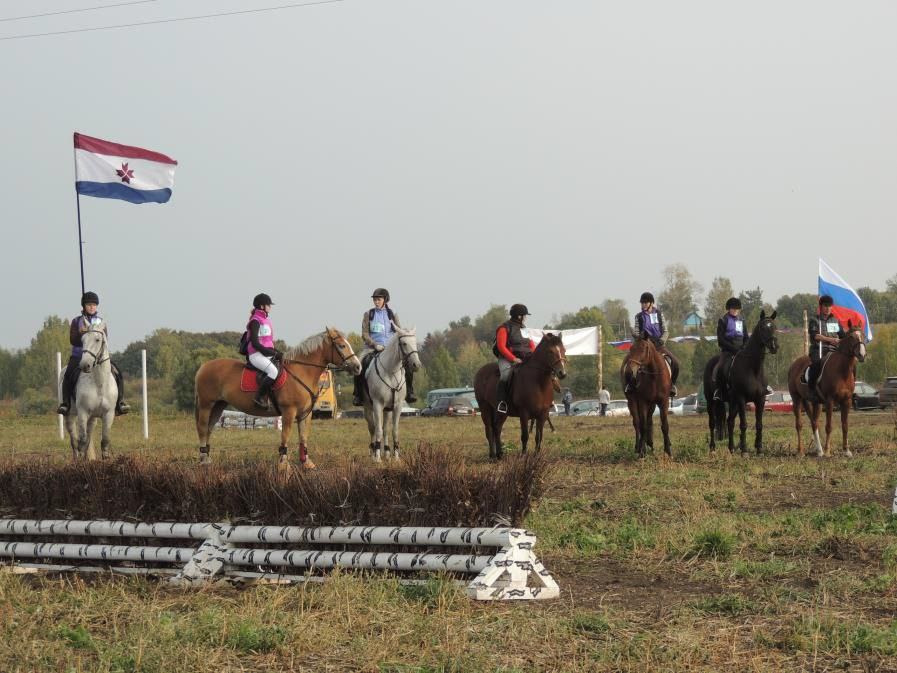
[0,0,345,41]
[0,1,157,23]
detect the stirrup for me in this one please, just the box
[352,395,363,406]
[254,395,270,409]
[496,401,508,414]
[669,385,677,398]
[56,404,69,415]
[405,391,417,403]
[116,402,131,416]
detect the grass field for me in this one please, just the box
[1,408,896,672]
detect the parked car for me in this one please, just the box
[604,400,631,417]
[747,391,793,413]
[420,396,475,417]
[853,381,882,410]
[400,405,421,417]
[879,377,897,408]
[548,403,564,416]
[570,399,601,415]
[676,393,700,415]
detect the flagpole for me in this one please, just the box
[76,192,85,295]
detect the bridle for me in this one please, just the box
[372,333,419,393]
[525,344,567,378]
[278,330,360,420]
[837,330,866,361]
[80,328,109,369]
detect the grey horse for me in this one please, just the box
[362,326,421,461]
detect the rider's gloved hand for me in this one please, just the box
[513,357,523,365]
[375,344,385,352]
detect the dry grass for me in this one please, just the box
[1,410,896,671]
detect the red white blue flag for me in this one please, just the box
[818,258,873,341]
[74,132,177,204]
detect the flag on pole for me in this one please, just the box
[818,258,873,341]
[74,132,177,204]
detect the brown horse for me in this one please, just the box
[621,336,672,458]
[787,324,866,457]
[194,327,361,467]
[474,333,567,460]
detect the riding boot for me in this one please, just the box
[57,361,78,415]
[352,374,364,406]
[254,377,275,409]
[112,363,130,416]
[404,365,417,403]
[496,379,509,414]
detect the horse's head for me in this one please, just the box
[534,332,567,379]
[625,336,655,380]
[79,327,108,373]
[325,326,362,374]
[394,326,421,372]
[839,321,866,363]
[754,310,778,354]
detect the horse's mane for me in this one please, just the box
[284,330,329,360]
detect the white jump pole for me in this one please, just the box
[141,349,149,440]
[55,352,63,439]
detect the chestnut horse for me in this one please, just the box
[474,333,567,460]
[702,311,778,455]
[621,336,672,458]
[787,324,866,457]
[194,327,361,467]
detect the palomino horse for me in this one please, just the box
[703,311,778,454]
[59,326,118,461]
[787,324,866,457]
[362,327,421,462]
[474,333,567,460]
[194,327,361,467]
[621,336,672,458]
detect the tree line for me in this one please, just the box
[3,265,896,413]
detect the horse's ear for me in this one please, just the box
[848,319,853,329]
[770,310,777,321]
[558,331,563,341]
[760,310,766,321]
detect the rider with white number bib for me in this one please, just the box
[806,294,845,401]
[712,297,749,401]
[245,293,282,409]
[57,291,130,416]
[352,288,416,406]
[630,292,679,397]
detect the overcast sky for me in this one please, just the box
[2,0,895,350]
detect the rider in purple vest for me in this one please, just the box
[712,297,749,401]
[245,293,282,409]
[56,291,130,417]
[630,292,679,397]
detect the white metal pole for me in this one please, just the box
[141,349,149,439]
[56,352,64,439]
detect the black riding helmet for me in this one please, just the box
[639,292,655,304]
[510,303,530,318]
[253,293,274,308]
[371,288,390,302]
[819,294,834,307]
[81,291,99,306]
[725,297,742,310]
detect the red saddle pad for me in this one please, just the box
[240,367,288,393]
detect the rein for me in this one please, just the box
[279,331,357,422]
[80,329,110,368]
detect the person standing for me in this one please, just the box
[598,386,611,416]
[562,388,573,416]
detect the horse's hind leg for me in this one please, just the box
[726,398,737,454]
[840,401,851,457]
[195,397,215,464]
[493,414,508,460]
[708,400,717,451]
[382,410,393,460]
[754,403,764,454]
[792,404,804,456]
[738,399,748,455]
[519,413,530,454]
[659,403,671,457]
[100,411,114,459]
[481,408,496,459]
[84,417,98,461]
[535,416,545,451]
[390,409,401,460]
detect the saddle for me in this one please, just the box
[240,366,288,393]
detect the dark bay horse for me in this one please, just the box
[474,333,567,460]
[621,337,672,458]
[194,328,361,467]
[787,324,866,457]
[703,311,778,454]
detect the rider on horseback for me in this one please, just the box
[352,288,416,406]
[494,304,536,414]
[712,297,748,402]
[629,292,679,397]
[57,291,130,417]
[807,294,845,401]
[245,293,282,409]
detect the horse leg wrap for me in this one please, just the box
[298,442,308,463]
[279,445,288,457]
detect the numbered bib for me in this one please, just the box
[258,324,272,337]
[826,321,839,334]
[520,328,530,339]
[735,320,743,334]
[371,322,385,334]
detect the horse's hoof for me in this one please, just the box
[845,450,853,458]
[199,453,212,465]
[301,459,317,470]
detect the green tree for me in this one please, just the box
[426,346,460,390]
[775,293,819,328]
[690,338,717,390]
[704,277,734,324]
[657,264,702,335]
[600,299,630,339]
[0,348,23,398]
[18,316,70,393]
[737,287,773,328]
[455,341,491,388]
[171,345,234,411]
[472,305,508,343]
[551,306,607,330]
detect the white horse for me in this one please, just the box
[59,326,118,460]
[363,326,421,462]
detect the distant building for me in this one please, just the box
[683,311,704,332]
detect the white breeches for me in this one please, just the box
[248,352,279,380]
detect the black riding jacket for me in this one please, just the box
[808,314,845,361]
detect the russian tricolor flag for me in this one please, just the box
[818,258,873,341]
[74,132,177,204]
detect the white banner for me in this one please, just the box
[527,326,598,356]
